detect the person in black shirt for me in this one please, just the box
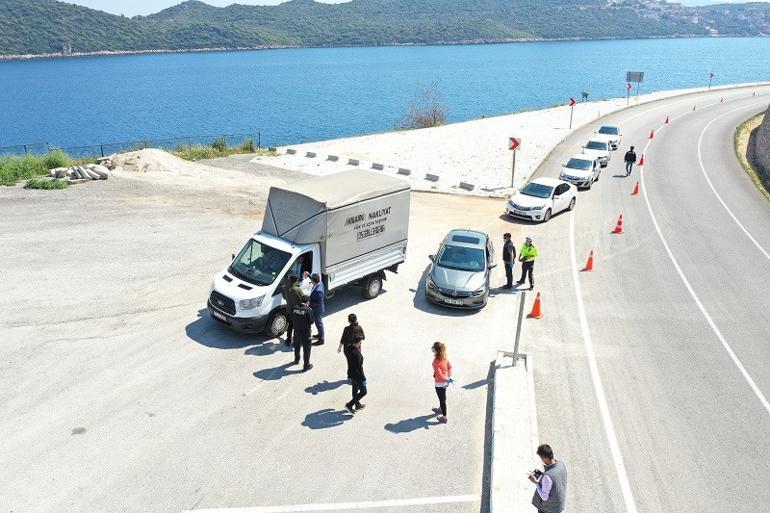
[291,296,314,371]
[338,313,365,357]
[624,146,637,176]
[282,274,304,347]
[502,233,517,289]
[344,339,367,414]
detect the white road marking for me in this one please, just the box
[568,212,639,513]
[182,495,479,513]
[697,105,770,260]
[640,117,770,416]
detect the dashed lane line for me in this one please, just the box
[181,494,479,513]
[568,211,639,513]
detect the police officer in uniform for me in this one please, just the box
[291,296,315,371]
[501,233,517,289]
[517,236,539,291]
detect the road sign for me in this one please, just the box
[569,98,576,107]
[626,71,644,83]
[509,137,521,151]
[626,82,632,91]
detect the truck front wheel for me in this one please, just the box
[362,275,383,300]
[265,310,289,339]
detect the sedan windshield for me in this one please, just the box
[520,182,554,199]
[585,141,608,151]
[229,239,291,286]
[436,245,486,272]
[598,126,619,135]
[566,158,592,170]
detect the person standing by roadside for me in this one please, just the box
[501,233,517,289]
[309,273,326,346]
[624,145,637,176]
[431,342,453,424]
[282,274,304,347]
[517,237,539,291]
[338,313,365,356]
[344,338,367,414]
[290,296,314,371]
[528,444,567,513]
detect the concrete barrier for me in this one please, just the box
[268,147,277,152]
[305,152,317,158]
[459,182,475,191]
[425,173,440,182]
[397,168,412,176]
[327,155,339,162]
[286,148,297,155]
[489,351,539,513]
[348,159,359,166]
[371,163,384,170]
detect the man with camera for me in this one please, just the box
[528,444,567,513]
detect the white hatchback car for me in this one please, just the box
[594,124,622,150]
[582,139,611,167]
[560,154,601,189]
[506,177,577,223]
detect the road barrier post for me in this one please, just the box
[512,290,526,367]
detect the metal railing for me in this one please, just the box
[0,131,261,158]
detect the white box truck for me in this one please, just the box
[207,170,410,337]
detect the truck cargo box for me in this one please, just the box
[261,170,411,272]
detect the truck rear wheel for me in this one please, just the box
[265,309,289,339]
[362,275,383,300]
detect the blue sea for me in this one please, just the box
[1,37,769,151]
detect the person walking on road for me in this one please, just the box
[516,237,539,291]
[431,342,453,424]
[282,274,304,347]
[624,145,637,176]
[338,313,365,356]
[528,444,567,513]
[344,339,367,414]
[309,273,326,346]
[501,232,517,289]
[290,296,314,371]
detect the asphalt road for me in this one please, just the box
[1,85,768,513]
[521,84,770,513]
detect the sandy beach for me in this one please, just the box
[253,82,768,195]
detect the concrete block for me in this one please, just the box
[268,147,277,152]
[371,163,384,170]
[459,182,475,191]
[348,159,359,166]
[397,168,412,176]
[286,148,297,155]
[305,152,317,158]
[425,173,440,182]
[90,165,110,179]
[327,155,339,162]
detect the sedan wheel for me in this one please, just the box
[568,197,576,211]
[543,208,552,222]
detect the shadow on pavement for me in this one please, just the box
[301,408,353,429]
[462,378,490,390]
[244,340,293,357]
[479,361,497,513]
[384,413,439,433]
[305,379,348,395]
[253,362,302,381]
[186,309,268,349]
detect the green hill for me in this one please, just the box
[1,0,768,57]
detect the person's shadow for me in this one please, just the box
[305,379,348,395]
[301,408,353,429]
[253,363,302,381]
[384,413,439,433]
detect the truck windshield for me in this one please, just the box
[437,245,486,272]
[229,239,291,287]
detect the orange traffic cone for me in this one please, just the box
[631,181,639,196]
[612,214,624,234]
[665,115,670,124]
[638,154,645,166]
[527,292,543,319]
[583,250,595,272]
[649,130,654,139]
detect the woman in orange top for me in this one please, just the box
[432,341,453,424]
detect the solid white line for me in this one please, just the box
[697,105,770,260]
[182,495,479,513]
[641,124,770,416]
[568,212,639,513]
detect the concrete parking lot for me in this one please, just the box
[0,162,527,513]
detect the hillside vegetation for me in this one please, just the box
[1,0,769,56]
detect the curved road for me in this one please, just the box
[523,85,770,513]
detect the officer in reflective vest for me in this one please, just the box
[517,236,539,291]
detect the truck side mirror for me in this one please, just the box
[231,253,235,261]
[428,254,434,262]
[488,263,497,269]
